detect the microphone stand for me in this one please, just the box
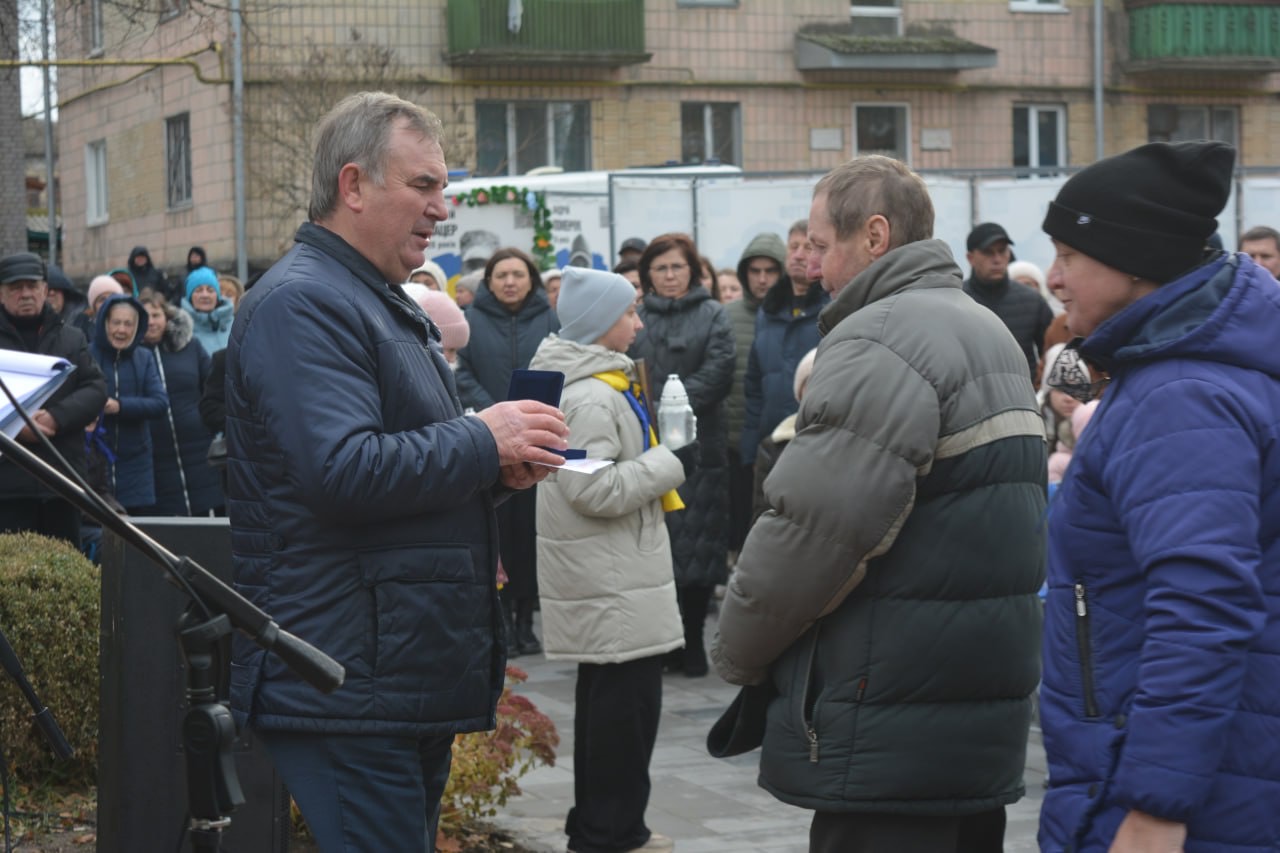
[0,384,343,852]
[0,628,73,762]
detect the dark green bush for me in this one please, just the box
[0,533,99,787]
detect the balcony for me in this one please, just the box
[446,0,650,67]
[795,22,997,72]
[1126,0,1280,73]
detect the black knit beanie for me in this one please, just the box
[1043,141,1235,283]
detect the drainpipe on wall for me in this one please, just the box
[231,0,247,281]
[1094,0,1105,160]
[41,0,56,265]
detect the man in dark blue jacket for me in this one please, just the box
[226,91,569,852]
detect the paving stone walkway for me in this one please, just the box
[490,614,1045,853]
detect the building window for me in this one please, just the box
[854,104,910,163]
[680,103,740,166]
[1013,105,1065,176]
[88,0,104,53]
[1148,105,1238,148]
[166,113,192,209]
[86,140,108,225]
[850,0,902,37]
[474,101,591,177]
[160,0,186,21]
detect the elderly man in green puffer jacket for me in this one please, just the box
[713,156,1046,853]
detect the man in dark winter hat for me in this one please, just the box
[618,236,647,265]
[1037,141,1280,853]
[43,263,87,322]
[962,221,1053,382]
[0,252,106,546]
[127,246,169,299]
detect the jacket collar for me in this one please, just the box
[965,273,1010,298]
[761,277,829,317]
[296,221,392,289]
[818,239,962,336]
[643,283,714,315]
[293,222,460,401]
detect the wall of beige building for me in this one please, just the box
[50,0,1280,279]
[54,3,237,281]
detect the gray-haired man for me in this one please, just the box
[226,92,568,850]
[713,156,1046,852]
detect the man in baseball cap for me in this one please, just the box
[618,237,646,265]
[962,222,1052,382]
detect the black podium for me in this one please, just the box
[99,517,289,853]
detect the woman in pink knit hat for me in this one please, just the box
[75,274,126,343]
[402,283,470,365]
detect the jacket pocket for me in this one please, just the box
[1074,582,1099,718]
[800,626,823,763]
[358,543,486,702]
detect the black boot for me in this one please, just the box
[515,598,542,656]
[662,648,685,674]
[683,642,708,678]
[501,595,521,658]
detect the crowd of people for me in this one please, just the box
[2,89,1279,853]
[0,246,245,553]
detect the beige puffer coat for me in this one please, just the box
[530,334,686,664]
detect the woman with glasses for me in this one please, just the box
[629,232,735,677]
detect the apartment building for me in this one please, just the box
[53,0,1280,279]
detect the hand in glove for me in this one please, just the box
[672,441,701,478]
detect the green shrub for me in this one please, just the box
[0,533,100,788]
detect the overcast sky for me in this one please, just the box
[22,67,53,116]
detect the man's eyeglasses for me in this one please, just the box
[650,263,689,277]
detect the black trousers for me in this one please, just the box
[497,486,539,600]
[727,450,753,553]
[810,807,1007,853]
[566,654,664,853]
[0,497,81,549]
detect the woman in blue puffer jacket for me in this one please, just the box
[90,294,168,514]
[1037,141,1280,853]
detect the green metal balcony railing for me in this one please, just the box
[1128,2,1280,68]
[446,0,650,66]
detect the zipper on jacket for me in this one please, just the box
[800,627,822,763]
[1074,582,1099,718]
[109,358,120,492]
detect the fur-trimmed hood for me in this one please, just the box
[162,305,195,352]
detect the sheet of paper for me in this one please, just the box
[534,457,614,475]
[0,352,74,439]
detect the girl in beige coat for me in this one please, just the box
[531,267,697,853]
